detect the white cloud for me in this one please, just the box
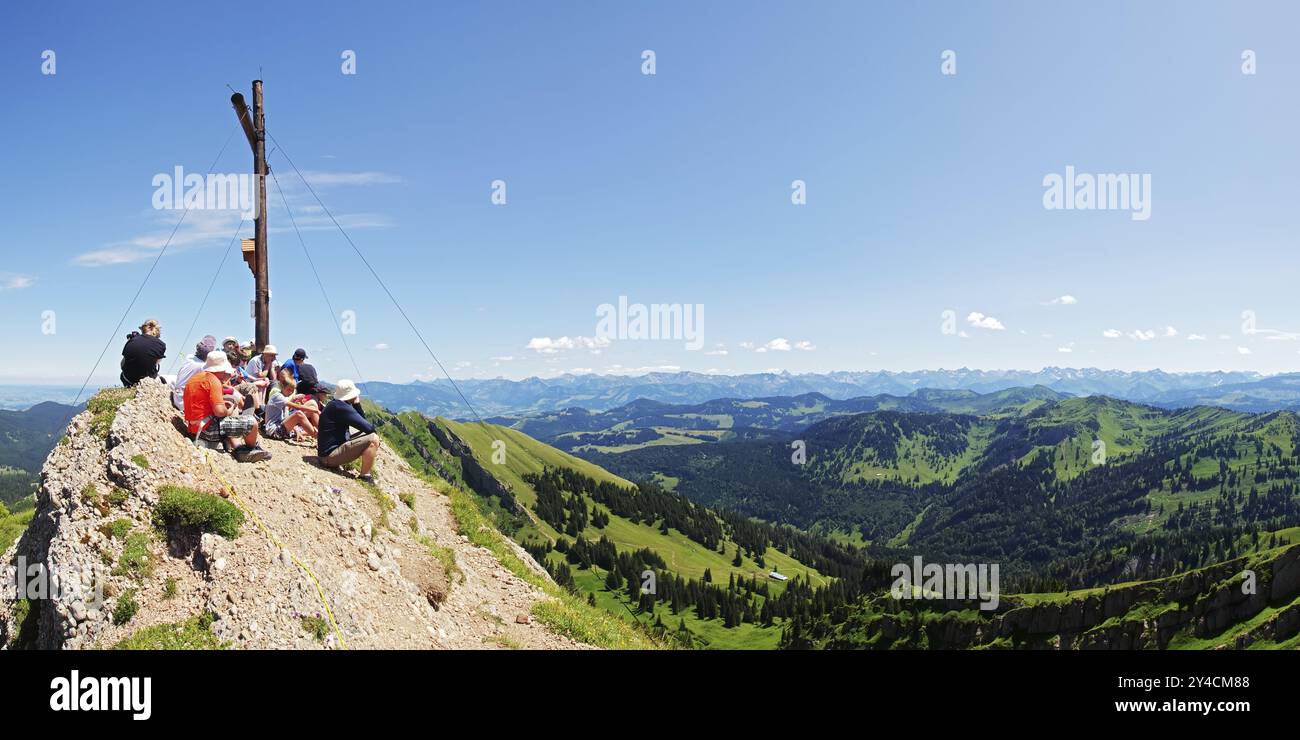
[75,208,244,267]
[1102,329,1122,338]
[704,349,728,356]
[75,173,396,267]
[755,338,792,353]
[1253,328,1300,341]
[957,330,970,338]
[1045,295,1077,305]
[1187,334,1206,341]
[1128,329,1156,341]
[1057,345,1073,353]
[1237,346,1252,355]
[966,312,1005,330]
[490,355,515,362]
[0,273,34,291]
[372,343,389,351]
[794,340,816,351]
[297,170,402,186]
[738,341,755,350]
[526,336,611,354]
[1164,326,1178,337]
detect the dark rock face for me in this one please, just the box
[425,421,519,514]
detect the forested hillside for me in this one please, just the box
[0,401,79,507]
[368,405,867,648]
[587,396,1300,591]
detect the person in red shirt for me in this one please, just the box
[183,351,271,463]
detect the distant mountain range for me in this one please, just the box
[0,385,84,410]
[359,368,1300,417]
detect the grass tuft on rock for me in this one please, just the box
[112,590,138,625]
[365,484,394,534]
[102,518,133,540]
[153,486,244,539]
[113,531,153,579]
[114,612,226,650]
[301,615,329,642]
[87,387,136,440]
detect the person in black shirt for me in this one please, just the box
[295,361,329,408]
[316,379,379,482]
[120,319,167,387]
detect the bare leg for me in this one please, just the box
[359,438,380,475]
[299,399,320,427]
[284,411,316,438]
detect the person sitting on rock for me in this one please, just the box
[295,360,329,409]
[264,375,317,442]
[172,335,217,411]
[316,379,379,483]
[225,348,262,412]
[183,350,271,463]
[120,319,167,387]
[280,347,307,382]
[246,343,279,403]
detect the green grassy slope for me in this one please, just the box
[435,417,829,647]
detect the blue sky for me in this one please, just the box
[2,1,1298,385]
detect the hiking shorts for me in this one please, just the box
[321,432,377,467]
[264,411,304,440]
[198,414,257,442]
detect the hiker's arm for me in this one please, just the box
[210,383,233,418]
[342,404,376,435]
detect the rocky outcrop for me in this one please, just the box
[425,420,520,514]
[0,381,588,650]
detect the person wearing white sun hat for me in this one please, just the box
[182,350,271,464]
[317,378,380,482]
[246,343,280,402]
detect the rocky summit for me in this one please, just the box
[0,380,590,650]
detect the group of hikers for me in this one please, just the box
[119,320,381,482]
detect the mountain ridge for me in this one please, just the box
[0,382,636,650]
[359,368,1285,417]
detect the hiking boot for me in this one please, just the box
[233,445,273,463]
[358,474,375,485]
